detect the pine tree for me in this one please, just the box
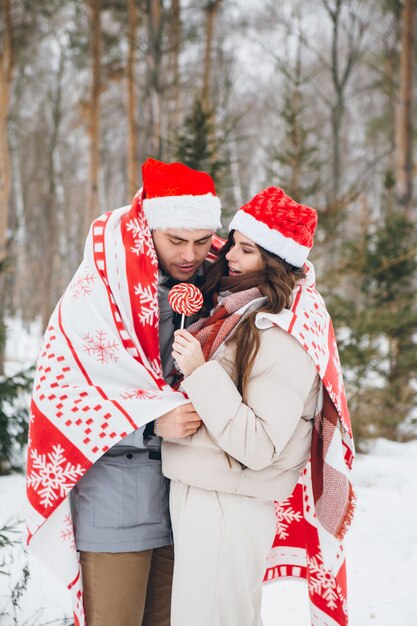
[0,263,33,475]
[0,366,32,475]
[363,213,417,434]
[267,86,322,204]
[266,32,323,216]
[330,210,417,443]
[174,98,226,188]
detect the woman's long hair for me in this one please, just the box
[201,230,306,401]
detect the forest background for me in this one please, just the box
[1,0,417,476]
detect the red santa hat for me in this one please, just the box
[142,158,222,231]
[229,187,318,268]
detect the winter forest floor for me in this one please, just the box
[1,437,417,626]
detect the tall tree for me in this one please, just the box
[175,98,213,172]
[267,33,322,205]
[0,0,13,374]
[41,48,66,331]
[166,0,181,157]
[333,209,417,442]
[378,3,402,217]
[395,0,416,212]
[146,0,164,157]
[127,0,139,198]
[86,0,102,234]
[0,0,12,267]
[201,0,222,113]
[174,97,226,189]
[322,0,367,203]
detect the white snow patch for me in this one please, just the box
[262,438,417,625]
[4,317,42,376]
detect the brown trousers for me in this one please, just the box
[80,545,174,626]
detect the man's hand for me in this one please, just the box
[157,403,202,439]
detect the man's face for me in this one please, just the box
[152,228,214,281]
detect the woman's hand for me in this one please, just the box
[172,329,206,377]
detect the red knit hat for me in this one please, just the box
[142,158,222,231]
[228,187,318,267]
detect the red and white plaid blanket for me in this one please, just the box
[26,191,195,625]
[187,262,355,626]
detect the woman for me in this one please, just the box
[162,187,347,626]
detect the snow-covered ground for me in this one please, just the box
[2,320,417,625]
[1,438,417,625]
[3,318,43,377]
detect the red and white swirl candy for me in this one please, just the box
[168,283,203,317]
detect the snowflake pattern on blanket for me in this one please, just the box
[27,200,355,626]
[262,262,355,626]
[26,191,190,626]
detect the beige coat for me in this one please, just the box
[162,323,320,502]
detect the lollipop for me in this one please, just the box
[168,283,204,328]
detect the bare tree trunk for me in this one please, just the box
[395,0,416,212]
[229,133,243,211]
[85,0,101,236]
[323,0,365,204]
[289,40,302,198]
[384,42,397,218]
[127,0,138,198]
[167,0,181,157]
[0,0,13,374]
[328,0,343,203]
[202,0,222,113]
[147,0,163,158]
[0,0,13,266]
[41,51,65,332]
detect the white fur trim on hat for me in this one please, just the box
[229,210,310,267]
[143,193,222,231]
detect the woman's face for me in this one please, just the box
[225,231,265,276]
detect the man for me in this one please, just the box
[26,158,222,626]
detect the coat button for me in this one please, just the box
[126,453,133,459]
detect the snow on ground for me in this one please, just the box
[1,438,416,625]
[0,473,73,626]
[262,438,417,626]
[4,317,42,376]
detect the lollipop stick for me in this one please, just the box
[180,313,185,329]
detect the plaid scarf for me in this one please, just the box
[187,263,355,626]
[188,285,266,360]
